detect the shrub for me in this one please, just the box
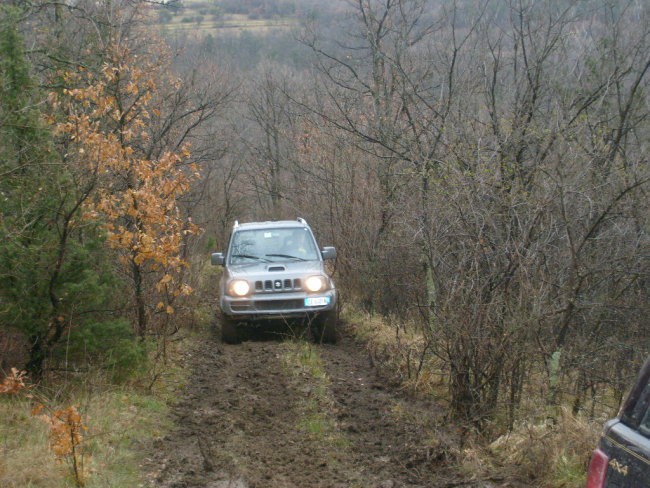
[52,319,146,382]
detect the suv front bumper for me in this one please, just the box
[220,289,337,320]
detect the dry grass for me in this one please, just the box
[0,397,60,487]
[462,407,601,487]
[342,305,447,397]
[0,384,172,488]
[0,336,190,487]
[480,408,600,488]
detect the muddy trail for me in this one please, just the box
[143,329,482,488]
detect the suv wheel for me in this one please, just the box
[313,311,338,344]
[220,313,242,344]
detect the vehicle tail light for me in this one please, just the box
[586,448,609,488]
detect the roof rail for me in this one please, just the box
[233,220,239,228]
[297,217,307,225]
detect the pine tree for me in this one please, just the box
[0,8,134,378]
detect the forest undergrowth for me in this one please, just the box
[343,305,604,487]
[0,339,192,488]
[1,0,648,486]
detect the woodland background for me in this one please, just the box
[0,0,648,485]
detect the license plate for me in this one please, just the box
[304,297,330,307]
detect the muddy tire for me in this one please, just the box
[221,313,241,344]
[313,310,338,344]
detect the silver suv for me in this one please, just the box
[211,218,338,343]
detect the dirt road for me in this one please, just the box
[143,330,475,488]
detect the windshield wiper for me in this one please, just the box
[231,254,268,262]
[265,253,307,261]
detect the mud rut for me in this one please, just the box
[143,330,478,488]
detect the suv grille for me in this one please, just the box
[254,299,304,311]
[255,278,302,293]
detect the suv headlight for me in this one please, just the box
[305,275,328,292]
[228,279,250,297]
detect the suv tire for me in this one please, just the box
[220,313,241,344]
[313,310,338,344]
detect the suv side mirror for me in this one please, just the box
[211,252,225,266]
[321,247,337,260]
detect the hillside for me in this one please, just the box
[0,1,648,487]
[150,0,308,36]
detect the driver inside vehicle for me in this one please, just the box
[282,230,311,258]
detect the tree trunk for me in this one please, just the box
[132,260,147,339]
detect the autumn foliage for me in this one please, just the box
[34,404,88,486]
[0,368,27,394]
[1,368,88,486]
[54,43,200,337]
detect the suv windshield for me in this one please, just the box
[229,228,319,264]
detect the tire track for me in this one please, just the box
[143,331,472,488]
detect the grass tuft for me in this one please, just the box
[0,396,59,488]
[280,342,349,450]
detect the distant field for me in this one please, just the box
[151,6,297,37]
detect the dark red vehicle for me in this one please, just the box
[587,356,650,487]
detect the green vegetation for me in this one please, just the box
[0,3,206,485]
[280,342,349,450]
[0,317,191,487]
[0,370,178,487]
[0,7,129,378]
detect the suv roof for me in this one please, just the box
[234,218,309,231]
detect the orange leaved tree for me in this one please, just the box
[57,43,199,339]
[34,404,88,487]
